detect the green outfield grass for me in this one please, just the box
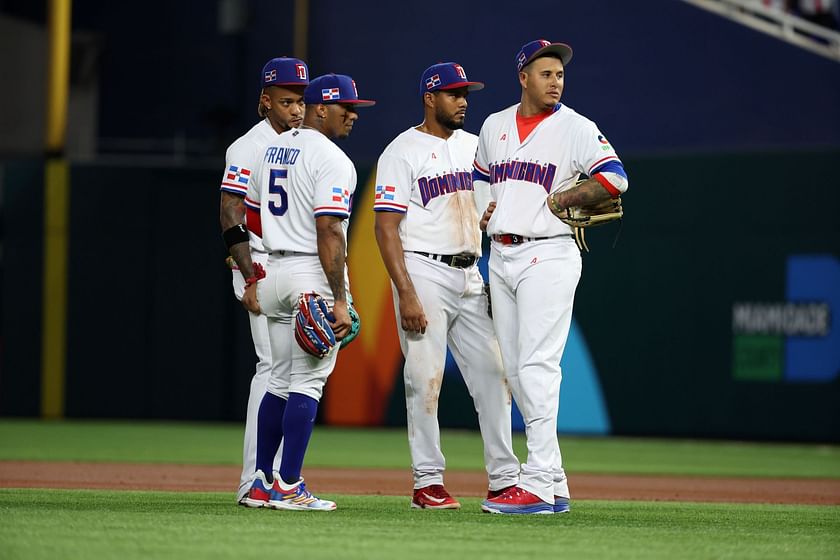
[0,419,838,478]
[0,490,838,560]
[2,420,839,559]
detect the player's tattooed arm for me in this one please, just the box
[549,178,612,210]
[374,212,428,334]
[220,191,255,278]
[315,215,352,339]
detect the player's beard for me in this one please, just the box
[435,106,465,131]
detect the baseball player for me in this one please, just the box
[374,62,520,510]
[219,57,309,505]
[240,73,375,511]
[475,40,629,515]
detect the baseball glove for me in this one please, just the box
[340,297,361,349]
[549,196,623,252]
[295,292,337,359]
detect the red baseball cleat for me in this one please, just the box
[486,485,516,499]
[411,484,461,509]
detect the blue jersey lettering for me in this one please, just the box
[263,147,301,165]
[488,160,556,193]
[418,170,474,206]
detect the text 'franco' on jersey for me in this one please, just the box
[245,128,356,254]
[374,128,482,256]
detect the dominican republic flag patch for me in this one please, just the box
[226,166,251,185]
[322,88,340,101]
[331,186,350,206]
[425,74,441,90]
[375,184,396,201]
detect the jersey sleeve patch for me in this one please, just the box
[314,186,351,218]
[373,184,408,212]
[374,184,396,201]
[220,165,251,194]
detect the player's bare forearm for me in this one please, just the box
[220,192,255,277]
[374,213,415,296]
[550,178,612,210]
[228,241,254,278]
[374,212,427,334]
[315,216,347,304]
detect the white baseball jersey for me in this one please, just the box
[374,128,481,255]
[220,119,280,254]
[473,103,623,237]
[245,128,356,253]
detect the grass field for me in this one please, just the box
[1,420,839,559]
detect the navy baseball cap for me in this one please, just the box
[303,74,376,107]
[515,39,573,72]
[261,57,309,88]
[420,62,484,96]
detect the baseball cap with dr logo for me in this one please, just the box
[261,57,310,88]
[420,62,484,96]
[303,74,376,107]
[515,39,573,72]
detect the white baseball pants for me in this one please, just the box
[394,252,520,491]
[257,253,340,402]
[489,237,581,504]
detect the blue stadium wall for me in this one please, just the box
[54,0,840,163]
[303,0,840,163]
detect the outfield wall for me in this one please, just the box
[1,151,838,441]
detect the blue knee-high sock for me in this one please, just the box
[256,392,287,482]
[279,392,318,485]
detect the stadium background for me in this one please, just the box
[1,0,838,442]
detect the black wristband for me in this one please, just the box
[223,224,249,249]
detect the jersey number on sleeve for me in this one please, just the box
[268,169,289,216]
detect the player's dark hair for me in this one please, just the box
[257,88,268,118]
